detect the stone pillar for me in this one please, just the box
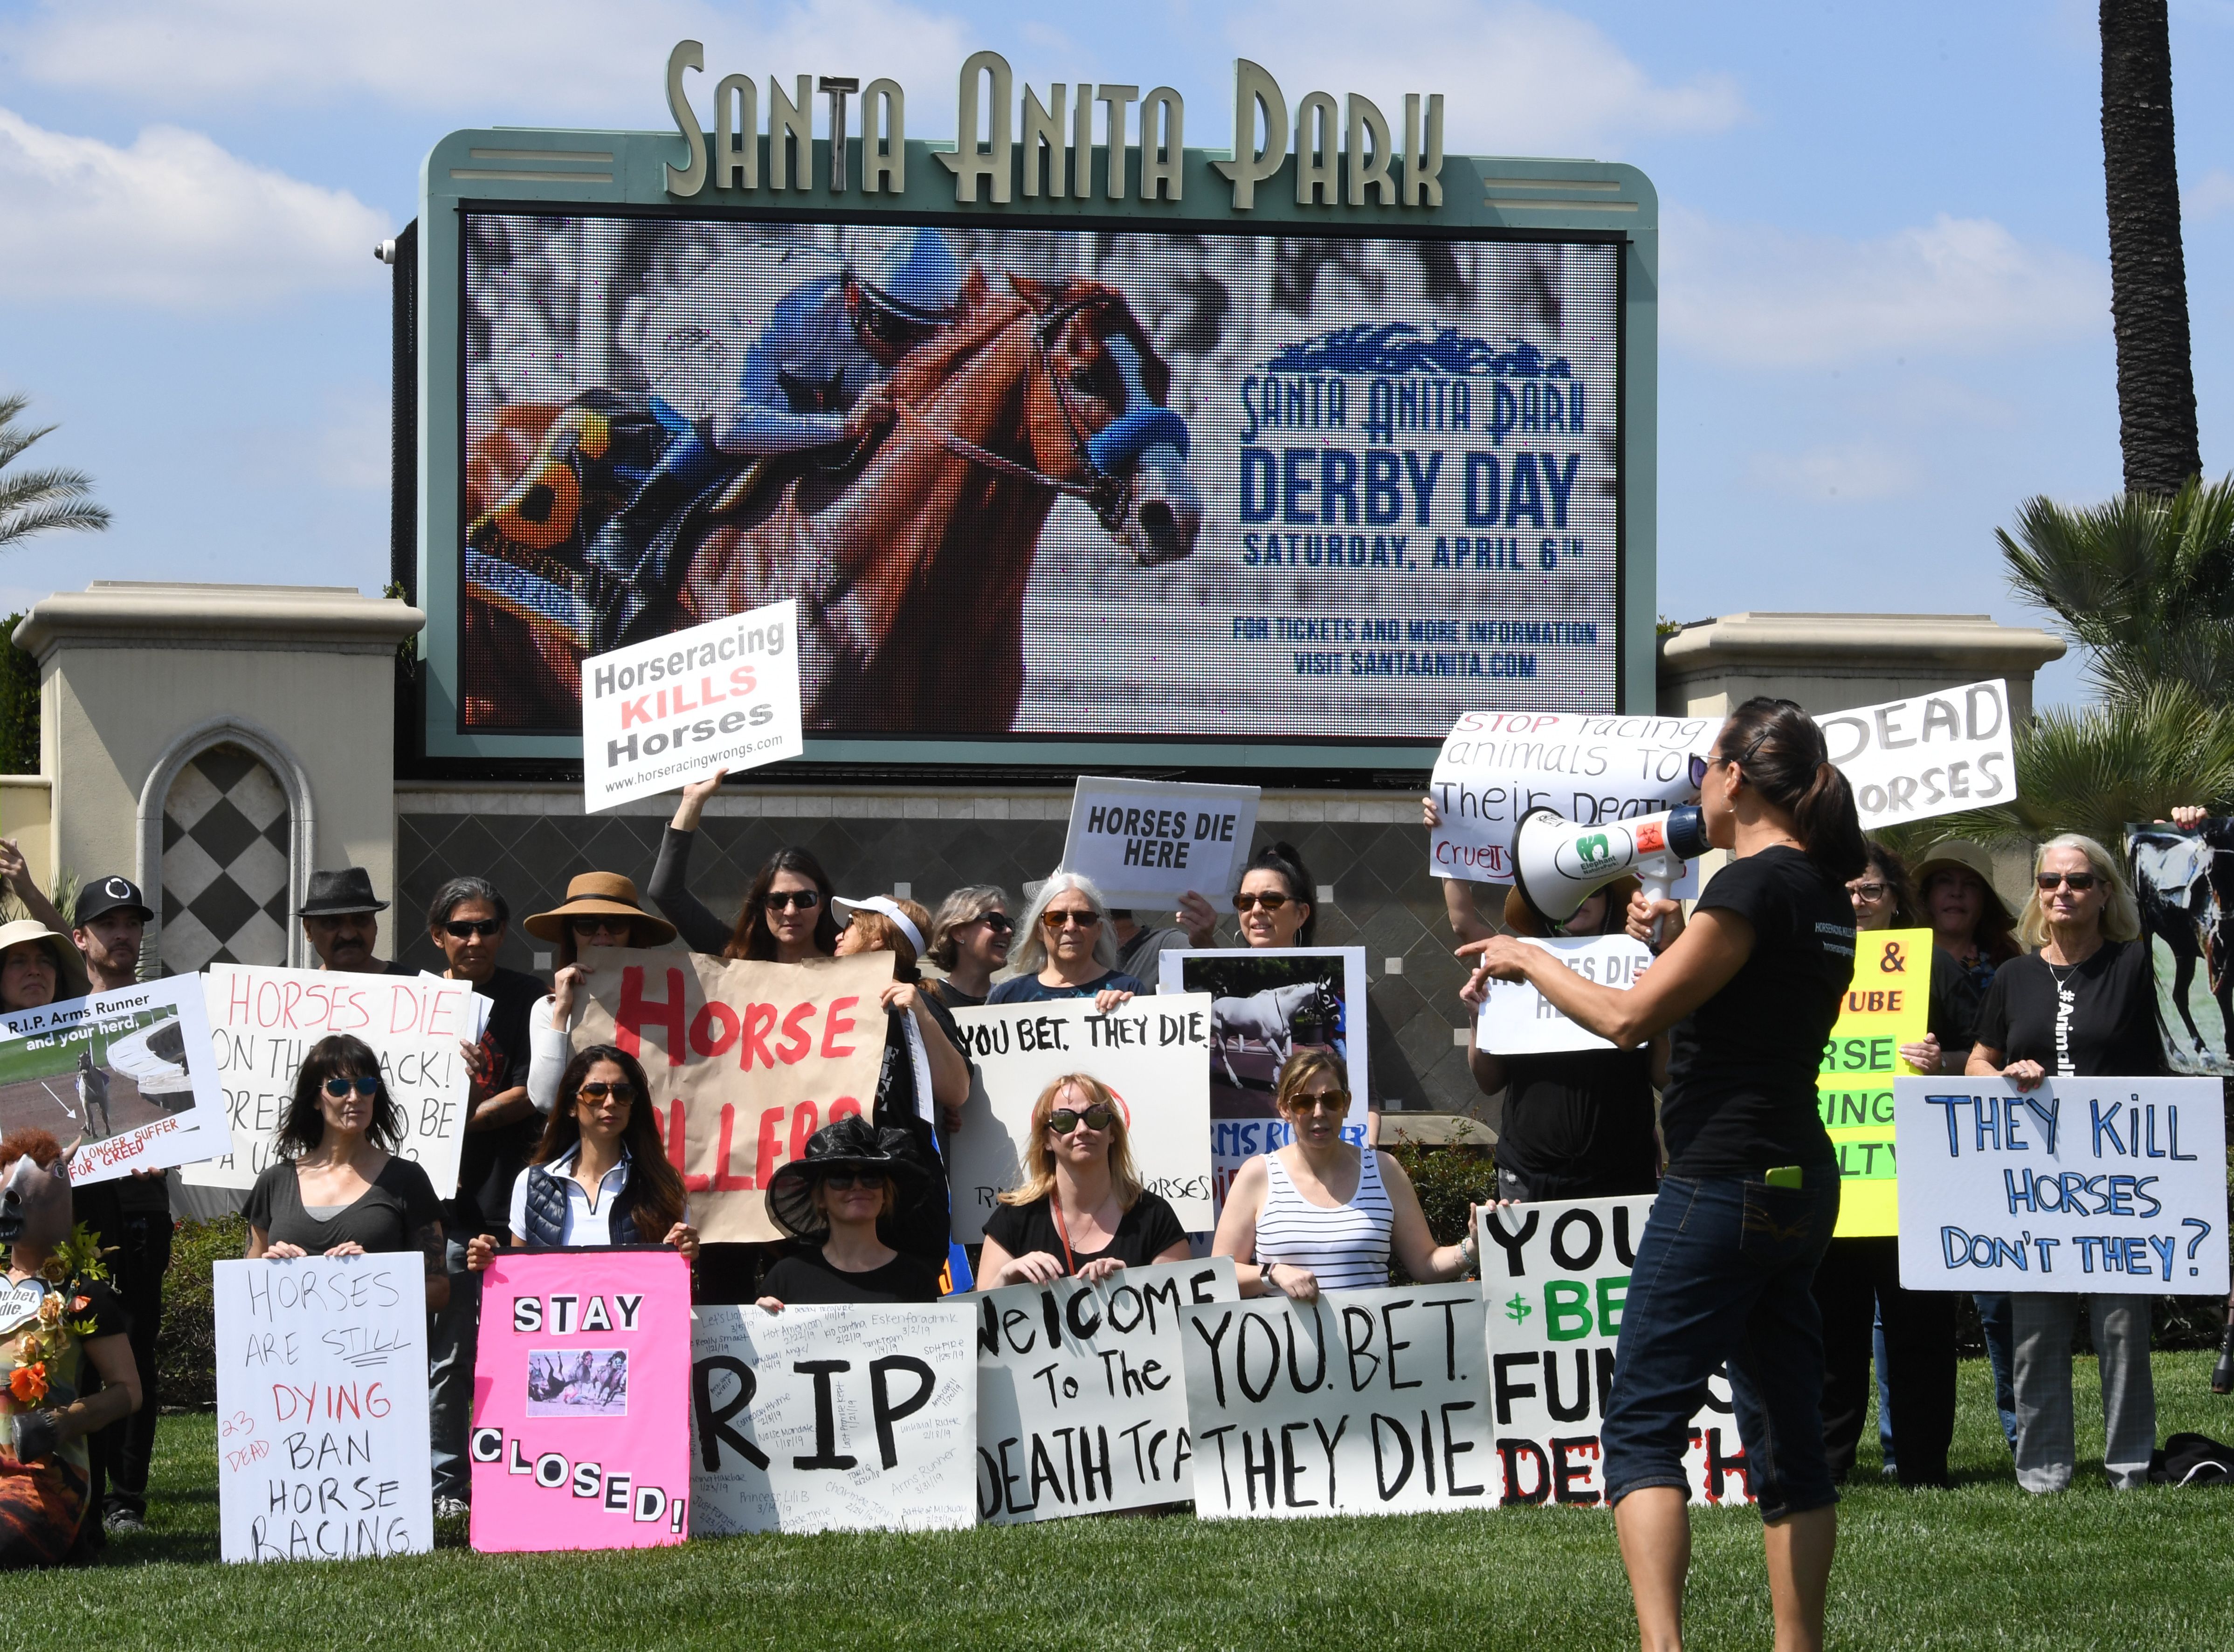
[14,583,425,970]
[1657,611,2066,723]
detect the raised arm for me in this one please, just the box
[646,821,737,956]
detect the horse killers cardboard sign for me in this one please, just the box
[576,950,892,1244]
[1179,1286,1492,1519]
[1479,1198,1753,1507]
[973,1259,1236,1523]
[469,1249,695,1553]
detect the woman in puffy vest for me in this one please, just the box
[466,1044,697,1263]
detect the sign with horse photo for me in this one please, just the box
[2129,819,2234,1076]
[450,216,1622,751]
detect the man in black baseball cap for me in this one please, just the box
[72,874,153,994]
[298,867,416,976]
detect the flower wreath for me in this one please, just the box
[5,1225,109,1408]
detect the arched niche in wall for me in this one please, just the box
[136,717,316,973]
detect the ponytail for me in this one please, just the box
[1717,697,1868,883]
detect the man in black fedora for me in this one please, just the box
[299,867,417,976]
[71,874,153,994]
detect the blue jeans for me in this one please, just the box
[1975,1293,2018,1449]
[427,1237,482,1501]
[1602,1171,1842,1522]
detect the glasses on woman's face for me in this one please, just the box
[1689,752,1710,789]
[978,912,1014,936]
[323,1075,380,1100]
[821,1170,880,1191]
[1847,881,1889,902]
[1048,1105,1115,1135]
[1043,908,1101,931]
[577,1081,635,1105]
[2036,871,2100,893]
[1233,891,1292,913]
[1287,1089,1349,1115]
[571,916,630,939]
[766,890,822,912]
[442,918,502,939]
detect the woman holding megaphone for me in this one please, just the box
[1461,697,1865,1652]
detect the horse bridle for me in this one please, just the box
[886,292,1139,532]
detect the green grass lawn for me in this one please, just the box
[29,1351,2234,1650]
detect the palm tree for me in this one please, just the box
[0,393,110,551]
[2100,0,2200,496]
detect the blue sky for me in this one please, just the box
[2,0,2229,710]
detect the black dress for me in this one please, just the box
[759,1246,942,1305]
[981,1192,1188,1275]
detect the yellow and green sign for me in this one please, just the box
[1818,928,1931,1238]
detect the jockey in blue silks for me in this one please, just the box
[584,228,965,647]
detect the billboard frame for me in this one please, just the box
[411,124,1658,781]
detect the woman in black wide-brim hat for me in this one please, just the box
[753,1115,943,1308]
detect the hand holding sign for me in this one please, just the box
[1062,777,1261,912]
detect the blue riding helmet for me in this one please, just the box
[851,228,964,325]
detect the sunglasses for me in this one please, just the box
[979,912,1015,935]
[576,1081,636,1104]
[570,916,631,936]
[2036,872,2100,892]
[1233,891,1293,913]
[323,1075,380,1099]
[1043,909,1101,930]
[1048,1105,1116,1134]
[442,918,502,939]
[766,890,823,912]
[820,1170,884,1191]
[1286,1090,1350,1115]
[1846,882,1889,901]
[1689,752,1710,789]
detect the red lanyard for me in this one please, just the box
[1049,1197,1080,1276]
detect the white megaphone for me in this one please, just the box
[1510,805,1712,933]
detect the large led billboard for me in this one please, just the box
[457,214,1621,743]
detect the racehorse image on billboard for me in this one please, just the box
[464,252,1199,734]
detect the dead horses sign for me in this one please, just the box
[1179,1286,1491,1518]
[974,1259,1236,1522]
[1478,1198,1751,1507]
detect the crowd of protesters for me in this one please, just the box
[2,703,2228,1603]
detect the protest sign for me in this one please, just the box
[1478,1198,1752,1507]
[1818,679,2015,831]
[972,1258,1236,1522]
[580,598,803,812]
[1817,928,1931,1238]
[469,1249,694,1553]
[2128,820,2234,1077]
[0,978,228,1184]
[1428,712,1715,883]
[213,1256,432,1562]
[182,966,478,1196]
[945,996,1215,1242]
[1895,1075,2229,1294]
[1474,936,1654,1055]
[1179,1286,1490,1518]
[690,1302,977,1535]
[572,950,892,1245]
[1059,776,1261,909]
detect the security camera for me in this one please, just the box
[376,239,398,265]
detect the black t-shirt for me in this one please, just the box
[451,966,549,1238]
[981,1191,1188,1274]
[1974,941,2164,1078]
[759,1245,942,1305]
[924,978,985,1011]
[245,1156,445,1261]
[986,970,1148,1005]
[1662,847,1856,1177]
[1926,946,2000,1066]
[1495,1047,1660,1196]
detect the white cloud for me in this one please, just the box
[1223,0,1744,156]
[0,108,389,309]
[1662,206,2105,368]
[2188,168,2234,220]
[13,0,971,125]
[1743,441,1922,502]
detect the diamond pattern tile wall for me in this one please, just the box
[163,744,291,973]
[396,804,1498,1119]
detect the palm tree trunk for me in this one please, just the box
[2100,0,2200,496]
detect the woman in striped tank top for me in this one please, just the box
[1212,1050,1478,1300]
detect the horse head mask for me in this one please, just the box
[0,1135,73,1254]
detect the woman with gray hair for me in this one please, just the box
[1967,831,2164,1494]
[987,873,1144,1013]
[923,885,1012,1011]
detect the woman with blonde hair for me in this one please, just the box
[1213,1050,1477,1301]
[1968,830,2163,1494]
[922,885,1012,1011]
[977,1074,1191,1285]
[988,873,1143,1012]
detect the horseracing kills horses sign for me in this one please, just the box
[417,54,1654,771]
[580,599,804,810]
